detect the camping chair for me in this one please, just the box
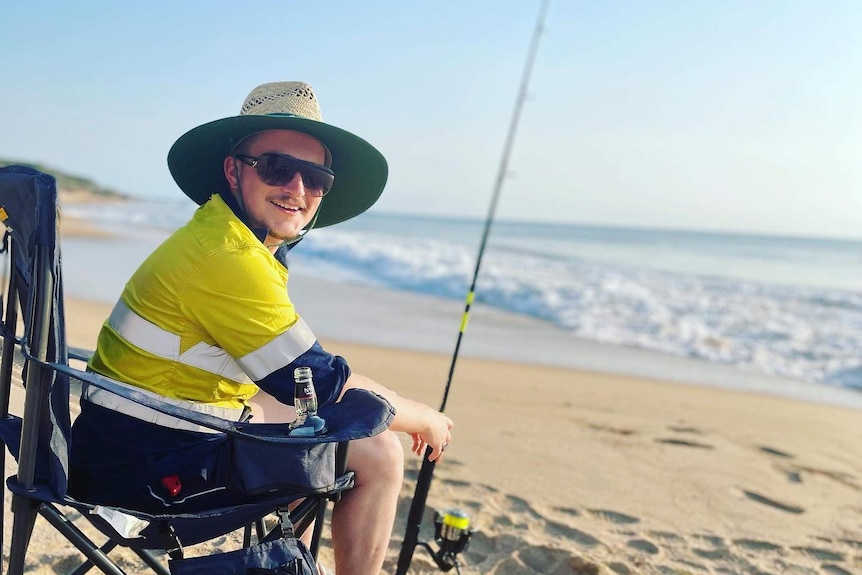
[0,165,394,575]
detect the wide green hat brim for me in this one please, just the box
[167,114,388,228]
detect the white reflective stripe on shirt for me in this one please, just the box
[81,380,244,434]
[109,300,179,358]
[235,317,316,381]
[179,342,250,383]
[108,299,251,383]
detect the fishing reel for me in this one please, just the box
[418,508,474,573]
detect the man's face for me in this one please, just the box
[224,130,327,250]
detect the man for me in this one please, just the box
[70,81,454,574]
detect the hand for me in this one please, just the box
[410,410,454,463]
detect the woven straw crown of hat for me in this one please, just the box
[167,80,389,228]
[240,82,324,121]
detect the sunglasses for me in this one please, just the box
[234,153,335,196]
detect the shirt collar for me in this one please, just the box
[216,190,304,258]
[217,190,268,244]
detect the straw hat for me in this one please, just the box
[167,81,388,228]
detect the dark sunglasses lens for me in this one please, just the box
[259,155,333,196]
[302,169,334,196]
[257,155,297,186]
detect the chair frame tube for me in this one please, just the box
[8,242,55,575]
[0,237,21,569]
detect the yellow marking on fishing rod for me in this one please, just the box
[459,291,475,332]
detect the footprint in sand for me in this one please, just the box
[692,546,734,561]
[502,494,545,520]
[821,565,854,575]
[785,469,803,483]
[462,529,494,564]
[758,445,861,491]
[693,533,727,548]
[666,425,704,434]
[741,489,805,514]
[516,545,589,574]
[464,520,605,572]
[790,546,845,562]
[646,530,685,545]
[626,538,660,555]
[438,477,473,489]
[655,437,714,449]
[758,445,794,458]
[655,424,718,449]
[582,420,637,436]
[732,538,783,552]
[492,514,518,529]
[606,561,634,575]
[551,505,581,518]
[690,535,736,562]
[543,519,603,548]
[587,509,640,525]
[793,465,860,491]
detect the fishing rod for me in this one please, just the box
[394,1,551,573]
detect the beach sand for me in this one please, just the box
[3,216,861,574]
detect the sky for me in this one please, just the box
[1,0,860,239]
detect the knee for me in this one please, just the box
[369,430,404,480]
[350,430,404,485]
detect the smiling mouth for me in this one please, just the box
[271,199,304,213]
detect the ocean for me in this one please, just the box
[60,199,862,401]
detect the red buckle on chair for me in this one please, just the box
[160,475,182,497]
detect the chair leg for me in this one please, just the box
[0,450,5,575]
[68,539,118,575]
[7,494,39,575]
[37,502,127,575]
[309,496,328,559]
[130,549,171,575]
[290,497,318,540]
[242,517,268,547]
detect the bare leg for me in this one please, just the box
[331,430,404,575]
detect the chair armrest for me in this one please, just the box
[46,360,395,446]
[68,346,94,362]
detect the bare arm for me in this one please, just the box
[342,373,453,462]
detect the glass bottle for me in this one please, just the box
[290,367,318,429]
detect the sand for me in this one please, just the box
[2,216,861,575]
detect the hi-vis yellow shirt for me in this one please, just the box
[89,194,349,410]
